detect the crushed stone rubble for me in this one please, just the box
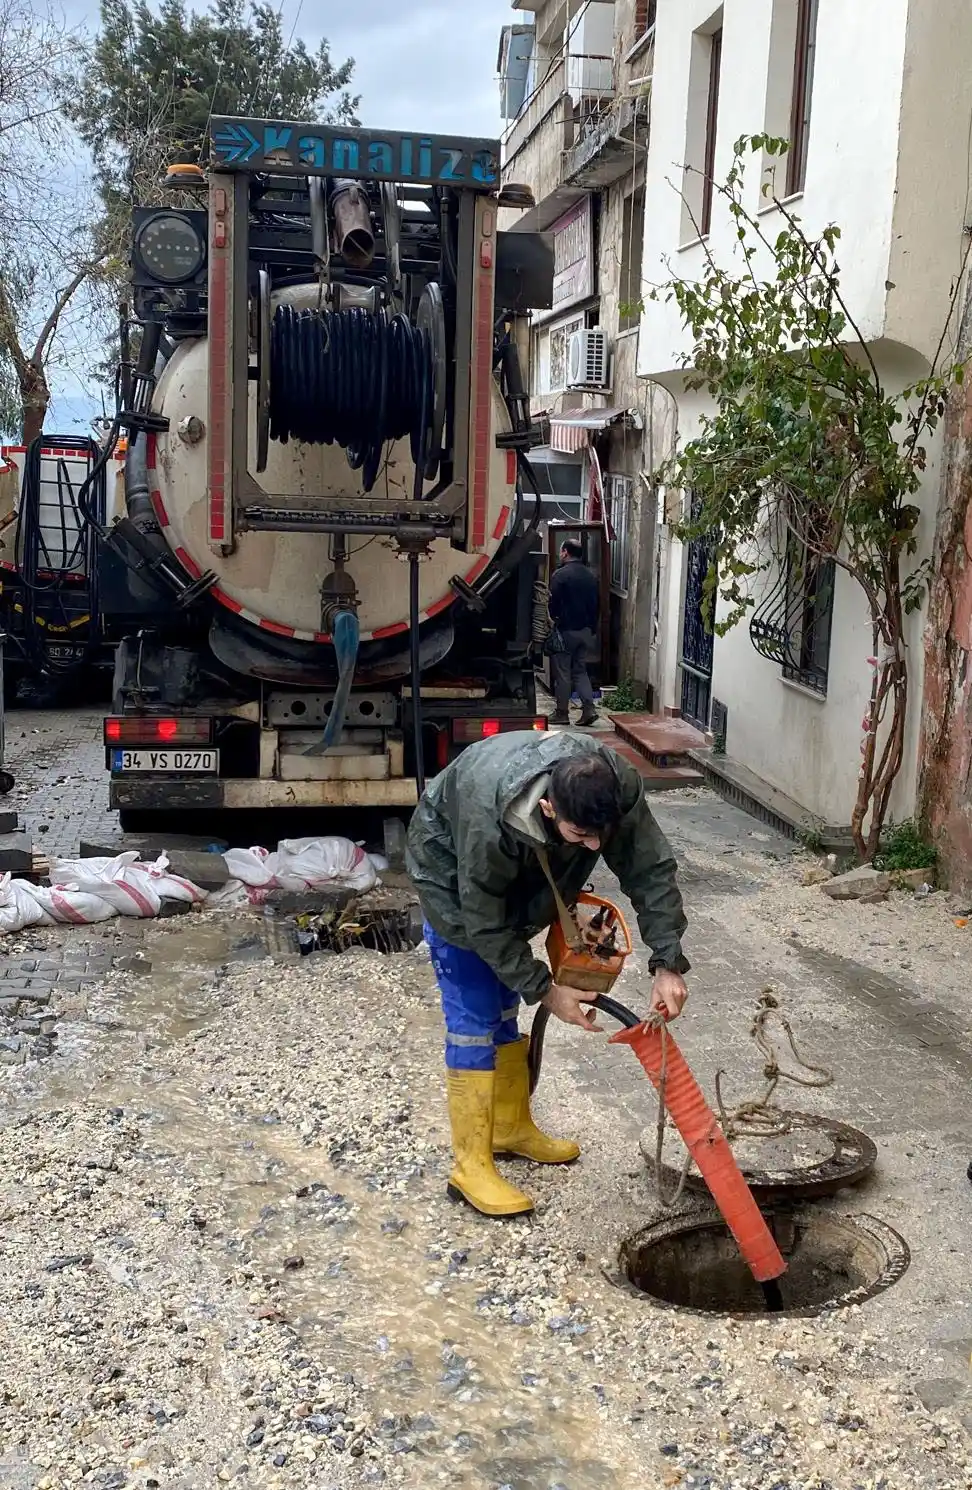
[0,923,970,1489]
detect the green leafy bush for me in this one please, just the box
[873,820,937,873]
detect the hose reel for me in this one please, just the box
[255,272,448,493]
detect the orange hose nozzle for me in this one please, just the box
[612,1022,787,1286]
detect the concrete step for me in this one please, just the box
[687,749,853,851]
[608,712,709,766]
[602,737,705,793]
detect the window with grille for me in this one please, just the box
[604,473,633,596]
[782,542,835,694]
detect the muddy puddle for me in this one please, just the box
[4,916,648,1489]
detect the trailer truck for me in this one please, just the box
[90,117,555,830]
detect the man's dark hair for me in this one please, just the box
[561,539,584,561]
[548,754,623,832]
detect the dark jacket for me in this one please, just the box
[406,731,689,1003]
[549,558,599,632]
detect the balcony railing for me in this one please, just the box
[502,49,616,165]
[503,53,567,163]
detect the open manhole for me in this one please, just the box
[649,1111,878,1202]
[617,1208,909,1316]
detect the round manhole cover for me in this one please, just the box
[617,1208,909,1317]
[647,1111,877,1201]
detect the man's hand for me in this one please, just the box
[650,969,689,1021]
[541,982,604,1032]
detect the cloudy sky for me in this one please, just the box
[307,0,515,136]
[45,0,517,427]
[62,0,517,137]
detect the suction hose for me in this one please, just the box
[529,996,788,1301]
[304,609,360,757]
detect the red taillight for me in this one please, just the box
[452,717,545,744]
[104,716,211,745]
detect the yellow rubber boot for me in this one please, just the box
[446,1068,534,1216]
[493,1037,581,1164]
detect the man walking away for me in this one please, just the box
[549,540,599,727]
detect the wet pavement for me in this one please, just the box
[1,705,972,1486]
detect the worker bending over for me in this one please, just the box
[406,730,690,1217]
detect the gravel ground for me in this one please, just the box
[1,896,972,1490]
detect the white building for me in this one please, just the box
[639,0,972,831]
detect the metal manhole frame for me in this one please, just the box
[647,1110,877,1202]
[611,1206,911,1319]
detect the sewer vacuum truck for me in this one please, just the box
[89,117,555,829]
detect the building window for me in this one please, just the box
[619,184,646,333]
[681,14,724,244]
[782,543,834,694]
[701,28,723,236]
[604,473,633,596]
[787,0,819,195]
[635,0,657,39]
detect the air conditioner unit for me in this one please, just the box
[568,328,609,389]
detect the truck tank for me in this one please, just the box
[147,303,518,656]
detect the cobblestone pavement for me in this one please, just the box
[2,705,116,857]
[3,704,972,1420]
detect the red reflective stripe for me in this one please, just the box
[372,621,410,640]
[145,433,157,471]
[463,555,489,585]
[469,206,495,552]
[174,546,202,579]
[425,593,454,619]
[150,490,169,527]
[211,587,242,613]
[208,244,229,545]
[492,504,510,541]
[506,450,517,486]
[259,617,296,637]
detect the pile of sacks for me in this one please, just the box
[0,837,384,937]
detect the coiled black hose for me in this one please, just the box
[269,305,434,494]
[528,994,641,1096]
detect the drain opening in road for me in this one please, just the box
[619,1210,909,1316]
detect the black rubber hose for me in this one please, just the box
[409,550,425,794]
[269,304,434,493]
[528,993,642,1096]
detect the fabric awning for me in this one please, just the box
[548,407,629,454]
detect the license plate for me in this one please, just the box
[111,749,219,773]
[48,643,85,660]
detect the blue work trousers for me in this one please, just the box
[425,923,522,1070]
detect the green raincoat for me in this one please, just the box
[406,731,689,1002]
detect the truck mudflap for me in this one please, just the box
[109,776,419,811]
